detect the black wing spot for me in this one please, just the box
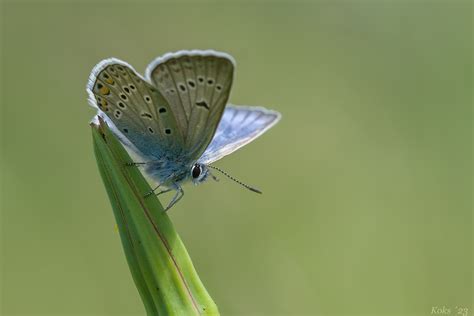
[148,127,155,134]
[165,128,171,135]
[197,76,204,83]
[129,84,136,90]
[123,128,128,133]
[187,80,195,88]
[114,110,122,118]
[97,83,103,89]
[141,112,153,119]
[216,85,222,91]
[159,107,167,113]
[103,73,109,79]
[179,84,186,92]
[118,102,126,109]
[196,100,209,110]
[144,95,151,102]
[120,93,127,100]
[123,86,130,94]
[207,78,214,85]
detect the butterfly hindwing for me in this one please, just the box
[146,50,234,160]
[198,105,281,164]
[87,59,184,157]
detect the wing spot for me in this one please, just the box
[144,95,151,103]
[207,78,214,85]
[159,107,167,113]
[179,84,186,92]
[197,76,204,83]
[123,128,128,133]
[120,93,127,100]
[114,110,122,119]
[216,84,222,91]
[99,99,108,110]
[118,102,126,109]
[196,100,210,110]
[129,84,136,90]
[187,80,196,88]
[117,66,127,76]
[165,128,172,135]
[97,83,110,95]
[141,112,153,119]
[123,86,131,94]
[148,127,155,134]
[101,72,114,84]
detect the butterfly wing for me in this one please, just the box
[87,58,184,158]
[145,50,234,160]
[198,105,281,164]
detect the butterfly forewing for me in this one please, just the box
[88,59,184,157]
[146,51,234,160]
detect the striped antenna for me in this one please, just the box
[207,165,262,194]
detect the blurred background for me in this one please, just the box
[1,1,471,315]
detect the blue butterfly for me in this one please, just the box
[87,50,281,210]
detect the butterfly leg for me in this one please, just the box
[144,183,163,197]
[125,161,148,167]
[164,186,184,211]
[156,188,172,196]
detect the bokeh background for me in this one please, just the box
[1,1,471,315]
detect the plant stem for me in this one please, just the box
[91,118,219,316]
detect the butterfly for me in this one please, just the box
[87,50,281,210]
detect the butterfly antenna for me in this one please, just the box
[207,165,262,194]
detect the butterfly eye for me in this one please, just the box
[191,164,201,179]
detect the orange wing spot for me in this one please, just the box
[105,77,114,84]
[99,86,110,95]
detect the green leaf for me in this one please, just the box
[91,118,219,316]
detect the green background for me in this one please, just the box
[1,1,471,315]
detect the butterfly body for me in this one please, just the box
[87,50,280,210]
[141,154,204,188]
